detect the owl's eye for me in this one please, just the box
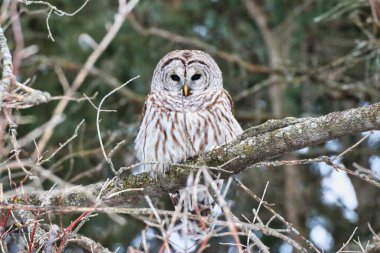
[171,75,180,81]
[191,74,201,81]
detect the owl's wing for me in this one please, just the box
[222,88,235,115]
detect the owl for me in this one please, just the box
[134,50,243,251]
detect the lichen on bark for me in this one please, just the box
[6,102,380,207]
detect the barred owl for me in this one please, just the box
[135,50,243,251]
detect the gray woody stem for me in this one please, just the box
[6,102,380,207]
[0,25,13,99]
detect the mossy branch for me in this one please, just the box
[7,102,380,207]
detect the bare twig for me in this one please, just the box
[34,0,140,156]
[20,0,91,41]
[323,157,380,188]
[334,133,371,161]
[95,76,139,175]
[233,176,316,252]
[128,14,275,74]
[337,227,358,252]
[37,120,85,165]
[69,234,113,253]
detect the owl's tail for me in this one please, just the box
[168,180,223,252]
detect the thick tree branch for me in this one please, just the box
[5,102,380,207]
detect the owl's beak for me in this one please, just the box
[182,82,190,96]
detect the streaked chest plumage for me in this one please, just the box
[134,90,242,175]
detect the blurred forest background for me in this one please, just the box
[1,0,380,252]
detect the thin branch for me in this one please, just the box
[34,0,140,157]
[69,234,113,253]
[128,14,275,74]
[38,120,85,165]
[323,157,380,188]
[337,227,358,253]
[95,76,139,175]
[20,0,91,41]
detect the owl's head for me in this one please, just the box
[151,50,223,98]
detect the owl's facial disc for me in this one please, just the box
[152,52,223,100]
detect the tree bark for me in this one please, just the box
[3,102,379,207]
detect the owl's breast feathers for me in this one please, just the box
[134,89,242,175]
